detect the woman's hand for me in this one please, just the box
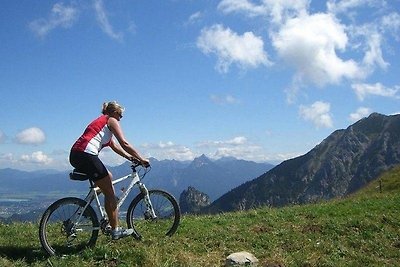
[140,158,150,167]
[127,156,150,167]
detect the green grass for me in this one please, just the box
[1,166,400,266]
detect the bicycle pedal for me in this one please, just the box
[67,233,77,241]
[100,218,112,235]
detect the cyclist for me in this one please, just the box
[69,101,150,240]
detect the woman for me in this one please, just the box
[69,101,149,240]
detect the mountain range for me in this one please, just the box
[0,156,274,203]
[206,113,400,213]
[2,112,398,219]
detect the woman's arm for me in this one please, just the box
[108,117,149,165]
[108,139,130,159]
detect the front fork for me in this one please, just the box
[138,183,157,220]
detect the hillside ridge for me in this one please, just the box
[207,113,400,213]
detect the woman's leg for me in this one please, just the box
[94,172,119,229]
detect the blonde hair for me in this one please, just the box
[102,101,125,115]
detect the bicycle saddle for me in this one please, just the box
[69,170,89,181]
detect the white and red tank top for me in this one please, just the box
[72,115,113,155]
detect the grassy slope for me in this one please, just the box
[1,166,399,267]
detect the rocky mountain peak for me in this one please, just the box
[179,186,211,214]
[190,154,213,168]
[206,113,400,213]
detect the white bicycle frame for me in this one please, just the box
[73,165,157,232]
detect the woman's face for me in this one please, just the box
[112,109,123,121]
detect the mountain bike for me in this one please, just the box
[38,161,181,256]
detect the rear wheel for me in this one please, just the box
[39,197,99,256]
[126,189,180,240]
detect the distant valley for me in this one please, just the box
[0,156,273,222]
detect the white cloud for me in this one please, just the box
[127,21,137,34]
[218,0,309,24]
[29,1,124,41]
[359,12,400,70]
[362,32,388,70]
[299,101,333,128]
[381,12,400,40]
[349,107,372,122]
[0,153,13,162]
[0,151,70,171]
[20,151,53,165]
[213,145,262,160]
[349,23,389,73]
[217,0,399,106]
[210,94,240,105]
[327,0,385,15]
[15,127,46,145]
[351,82,400,101]
[139,137,270,162]
[0,150,70,170]
[199,136,248,147]
[218,0,268,17]
[272,13,363,88]
[186,11,203,25]
[29,3,78,38]
[197,24,271,73]
[197,136,268,161]
[98,147,127,166]
[0,130,5,143]
[141,141,196,161]
[93,0,123,41]
[138,137,296,163]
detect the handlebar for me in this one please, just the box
[131,159,150,168]
[130,160,151,180]
[128,156,150,168]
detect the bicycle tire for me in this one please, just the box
[126,189,180,240]
[39,197,99,256]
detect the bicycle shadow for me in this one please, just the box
[0,245,47,264]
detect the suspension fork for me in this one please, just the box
[138,182,157,219]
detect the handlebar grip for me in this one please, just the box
[130,158,150,168]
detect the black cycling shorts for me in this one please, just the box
[69,150,109,181]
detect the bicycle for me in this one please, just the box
[39,161,181,256]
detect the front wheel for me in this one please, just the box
[126,189,180,240]
[39,197,99,256]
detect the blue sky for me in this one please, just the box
[0,0,399,171]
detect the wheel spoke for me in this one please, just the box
[126,190,180,240]
[39,197,99,256]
